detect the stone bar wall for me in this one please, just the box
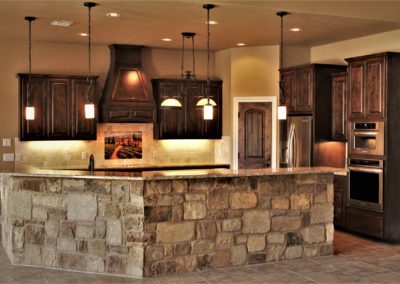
[142,173,334,277]
[1,175,145,277]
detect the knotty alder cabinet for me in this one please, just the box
[331,72,347,141]
[346,53,389,119]
[334,175,347,228]
[152,78,222,139]
[19,74,97,141]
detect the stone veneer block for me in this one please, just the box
[58,238,76,252]
[42,247,56,267]
[230,245,247,266]
[86,255,105,273]
[290,194,311,210]
[76,224,94,239]
[271,197,289,210]
[62,179,85,193]
[271,216,302,231]
[325,223,334,243]
[310,204,333,224]
[88,240,106,257]
[157,222,195,243]
[301,225,325,244]
[32,207,48,220]
[112,182,130,203]
[107,220,122,245]
[32,194,65,208]
[175,255,197,273]
[242,209,270,234]
[222,218,241,232]
[247,235,266,252]
[11,190,32,219]
[230,192,257,209]
[67,194,97,221]
[183,201,207,220]
[286,245,303,260]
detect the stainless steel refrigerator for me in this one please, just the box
[280,116,312,167]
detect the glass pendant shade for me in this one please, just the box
[25,106,35,120]
[204,103,213,120]
[160,98,182,108]
[85,103,95,119]
[278,105,287,120]
[196,98,216,107]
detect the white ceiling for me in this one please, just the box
[1,0,400,51]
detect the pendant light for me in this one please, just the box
[200,4,216,120]
[277,11,288,120]
[25,16,36,121]
[84,2,96,119]
[160,32,197,108]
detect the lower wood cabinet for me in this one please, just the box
[19,74,97,141]
[334,174,347,228]
[152,78,222,139]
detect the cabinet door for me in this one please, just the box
[155,81,184,139]
[47,78,71,139]
[348,61,364,119]
[71,79,96,140]
[280,71,296,114]
[365,57,386,118]
[184,82,203,138]
[19,76,47,140]
[331,73,347,141]
[294,68,313,113]
[334,175,347,228]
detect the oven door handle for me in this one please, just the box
[348,166,383,174]
[352,131,378,136]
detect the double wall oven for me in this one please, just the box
[348,121,385,213]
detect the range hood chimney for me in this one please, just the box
[99,44,155,123]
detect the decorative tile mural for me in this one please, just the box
[104,132,143,160]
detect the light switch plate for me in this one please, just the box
[3,153,14,161]
[81,151,88,160]
[2,138,11,147]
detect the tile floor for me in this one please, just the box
[1,230,400,283]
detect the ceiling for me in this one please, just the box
[2,0,400,51]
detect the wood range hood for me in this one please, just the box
[99,44,155,123]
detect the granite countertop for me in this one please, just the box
[3,166,347,180]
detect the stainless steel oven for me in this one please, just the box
[349,121,384,156]
[348,158,383,212]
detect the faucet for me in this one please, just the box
[88,154,95,172]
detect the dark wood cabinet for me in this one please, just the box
[280,64,346,117]
[152,78,222,139]
[334,175,347,228]
[346,54,386,119]
[19,74,97,141]
[331,72,347,141]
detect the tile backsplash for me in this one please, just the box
[15,123,230,170]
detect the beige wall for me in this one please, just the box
[311,29,400,64]
[0,40,212,171]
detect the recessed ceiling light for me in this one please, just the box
[205,20,218,25]
[161,38,172,42]
[77,32,88,37]
[106,12,121,17]
[290,27,301,32]
[51,20,74,27]
[236,43,246,47]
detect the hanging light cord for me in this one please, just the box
[206,5,211,99]
[181,34,185,77]
[85,2,95,103]
[192,35,196,78]
[25,17,36,103]
[277,11,288,105]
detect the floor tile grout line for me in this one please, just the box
[274,262,320,283]
[195,272,215,284]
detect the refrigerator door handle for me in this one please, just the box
[288,124,295,168]
[292,127,297,167]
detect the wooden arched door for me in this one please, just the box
[238,102,272,169]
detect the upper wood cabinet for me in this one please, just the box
[152,78,222,139]
[346,54,386,119]
[280,64,346,116]
[19,74,97,141]
[331,72,347,141]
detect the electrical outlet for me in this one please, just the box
[2,138,11,147]
[81,151,88,160]
[3,153,14,161]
